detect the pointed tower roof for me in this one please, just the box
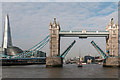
[57,21,60,26]
[111,17,114,25]
[49,20,52,26]
[52,17,57,28]
[53,17,57,25]
[117,20,119,28]
[6,14,9,17]
[117,20,119,26]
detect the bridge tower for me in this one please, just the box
[104,17,119,67]
[46,18,63,67]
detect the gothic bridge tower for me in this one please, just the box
[49,18,60,57]
[105,17,119,67]
[46,18,62,67]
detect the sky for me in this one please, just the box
[0,1,119,59]
[1,0,120,2]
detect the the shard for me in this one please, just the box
[2,14,12,49]
[2,14,23,56]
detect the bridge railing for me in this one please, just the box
[11,35,49,59]
[21,39,49,58]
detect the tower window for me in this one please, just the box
[52,37,56,41]
[52,30,56,34]
[113,30,116,34]
[53,45,55,47]
[52,50,55,54]
[113,50,115,53]
[113,45,114,47]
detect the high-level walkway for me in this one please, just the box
[59,31,109,37]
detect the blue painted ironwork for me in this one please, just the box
[0,54,8,58]
[22,39,49,58]
[27,35,49,51]
[11,35,49,59]
[60,30,109,32]
[91,41,109,59]
[106,50,110,57]
[60,40,76,58]
[17,38,49,58]
[13,35,49,57]
[59,30,109,37]
[0,57,46,60]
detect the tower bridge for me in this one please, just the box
[0,14,119,67]
[46,17,119,67]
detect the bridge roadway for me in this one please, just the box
[59,31,109,38]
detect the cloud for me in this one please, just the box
[1,2,118,57]
[1,0,120,2]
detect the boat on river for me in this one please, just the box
[77,61,82,67]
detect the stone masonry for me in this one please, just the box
[46,18,62,67]
[104,18,119,67]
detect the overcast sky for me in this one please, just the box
[0,1,119,59]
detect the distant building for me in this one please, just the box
[33,51,46,57]
[94,56,103,62]
[87,59,92,64]
[6,46,23,56]
[2,14,23,56]
[84,55,95,63]
[0,47,3,52]
[23,50,46,58]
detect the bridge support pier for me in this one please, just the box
[103,57,119,67]
[46,57,63,67]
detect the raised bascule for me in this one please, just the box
[46,17,120,67]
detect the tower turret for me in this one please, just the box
[52,17,57,28]
[49,20,52,29]
[57,21,60,29]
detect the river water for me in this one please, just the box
[2,64,119,78]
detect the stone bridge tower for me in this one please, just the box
[49,18,60,57]
[46,18,62,67]
[105,17,119,67]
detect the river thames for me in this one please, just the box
[2,64,119,78]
